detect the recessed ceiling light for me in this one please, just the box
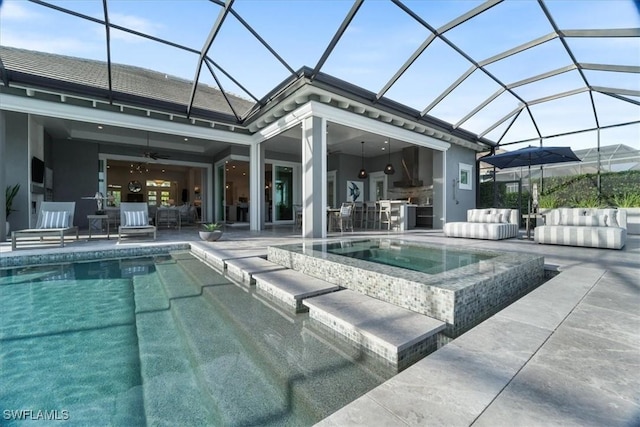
[97,125,103,130]
[184,138,188,141]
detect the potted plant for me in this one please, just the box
[5,183,20,235]
[199,222,223,241]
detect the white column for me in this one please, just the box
[301,115,327,238]
[249,141,264,231]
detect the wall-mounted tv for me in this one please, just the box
[32,157,45,184]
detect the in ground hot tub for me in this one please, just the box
[268,238,544,338]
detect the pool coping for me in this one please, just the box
[0,242,192,268]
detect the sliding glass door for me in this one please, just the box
[274,165,293,221]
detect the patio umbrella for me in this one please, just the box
[481,145,581,170]
[481,145,581,211]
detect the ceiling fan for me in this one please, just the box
[142,151,170,160]
[142,131,170,160]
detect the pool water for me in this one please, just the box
[0,253,392,426]
[315,239,497,274]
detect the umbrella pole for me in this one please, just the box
[526,165,532,239]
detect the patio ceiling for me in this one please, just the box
[0,0,638,152]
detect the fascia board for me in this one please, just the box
[253,102,314,143]
[308,101,451,151]
[252,99,451,151]
[0,93,253,145]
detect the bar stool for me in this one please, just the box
[353,202,365,229]
[364,201,379,229]
[379,200,400,230]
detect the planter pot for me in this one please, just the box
[199,230,223,242]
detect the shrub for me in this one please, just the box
[538,193,559,209]
[612,192,640,208]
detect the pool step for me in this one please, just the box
[133,257,225,426]
[303,290,446,370]
[191,242,268,272]
[225,256,286,286]
[134,305,217,426]
[132,272,169,313]
[167,288,298,426]
[253,269,341,312]
[153,260,203,299]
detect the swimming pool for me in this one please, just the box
[268,238,545,337]
[0,253,392,426]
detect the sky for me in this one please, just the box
[0,0,638,152]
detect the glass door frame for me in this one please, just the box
[369,171,388,201]
[102,153,213,222]
[267,159,300,224]
[214,154,250,224]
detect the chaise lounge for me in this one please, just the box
[118,202,156,242]
[444,208,520,240]
[11,201,79,250]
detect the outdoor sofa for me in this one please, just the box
[534,207,626,250]
[444,208,520,240]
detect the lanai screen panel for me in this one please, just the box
[0,0,637,149]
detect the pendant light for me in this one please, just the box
[384,138,395,175]
[358,141,368,179]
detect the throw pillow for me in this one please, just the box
[598,214,609,227]
[481,214,503,223]
[40,211,70,229]
[125,211,148,227]
[600,209,619,227]
[490,208,512,223]
[468,209,490,222]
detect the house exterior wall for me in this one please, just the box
[5,111,29,232]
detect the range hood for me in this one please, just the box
[393,146,423,187]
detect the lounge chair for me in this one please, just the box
[118,202,156,242]
[11,202,79,250]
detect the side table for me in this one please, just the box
[87,214,110,239]
[522,213,544,240]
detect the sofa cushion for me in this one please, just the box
[535,225,626,250]
[467,209,490,222]
[444,222,518,240]
[559,215,600,227]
